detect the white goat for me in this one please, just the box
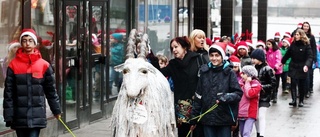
[111,29,176,137]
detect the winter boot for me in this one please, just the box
[289,90,297,107]
[257,133,260,137]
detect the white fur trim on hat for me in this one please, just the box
[7,42,21,52]
[226,45,235,53]
[256,41,266,48]
[237,45,248,52]
[209,45,226,60]
[20,32,38,45]
[233,62,241,67]
[282,39,290,46]
[283,33,291,38]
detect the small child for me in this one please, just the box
[238,65,262,137]
[157,54,168,69]
[280,38,291,93]
[157,54,174,91]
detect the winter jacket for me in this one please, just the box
[110,42,124,66]
[238,79,261,119]
[191,61,243,126]
[3,48,61,129]
[280,47,291,72]
[237,55,252,68]
[160,51,200,103]
[281,40,313,79]
[266,49,283,74]
[306,33,317,62]
[255,63,276,107]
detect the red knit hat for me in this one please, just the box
[283,32,291,38]
[209,42,227,60]
[20,29,38,45]
[236,41,248,52]
[274,32,280,39]
[229,55,241,67]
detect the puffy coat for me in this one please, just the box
[281,40,313,79]
[255,63,276,107]
[266,49,283,74]
[191,61,243,126]
[238,79,261,119]
[3,48,61,129]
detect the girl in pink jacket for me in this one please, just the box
[266,39,282,103]
[238,65,262,137]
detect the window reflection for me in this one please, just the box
[109,0,127,97]
[0,0,21,132]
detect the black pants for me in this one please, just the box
[178,123,204,137]
[291,78,307,103]
[280,71,289,90]
[16,128,41,137]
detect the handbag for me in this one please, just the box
[175,99,193,125]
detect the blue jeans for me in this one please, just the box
[203,125,231,137]
[16,128,41,137]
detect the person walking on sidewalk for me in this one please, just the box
[250,48,276,137]
[3,29,61,137]
[281,29,313,107]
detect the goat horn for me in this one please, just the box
[138,34,149,59]
[125,29,137,59]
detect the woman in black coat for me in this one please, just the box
[281,29,313,107]
[160,36,201,137]
[302,22,317,97]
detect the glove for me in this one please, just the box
[5,121,11,127]
[217,93,226,102]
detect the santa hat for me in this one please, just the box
[256,40,266,49]
[236,41,248,52]
[206,38,213,46]
[226,43,236,54]
[42,39,53,49]
[213,37,220,43]
[282,38,292,46]
[245,39,255,49]
[283,32,291,38]
[209,42,227,60]
[297,23,303,28]
[274,32,281,39]
[229,55,241,67]
[20,29,38,45]
[7,41,21,51]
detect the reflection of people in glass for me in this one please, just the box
[92,34,102,99]
[109,33,124,94]
[3,29,61,137]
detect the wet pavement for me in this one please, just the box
[58,70,320,137]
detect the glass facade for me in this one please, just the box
[0,0,21,132]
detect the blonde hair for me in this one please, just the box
[157,54,168,64]
[189,29,206,52]
[294,29,310,45]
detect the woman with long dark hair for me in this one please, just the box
[302,22,317,97]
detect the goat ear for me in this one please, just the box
[114,63,124,72]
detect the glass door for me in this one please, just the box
[60,0,84,129]
[86,1,107,121]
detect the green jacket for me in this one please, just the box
[280,47,291,72]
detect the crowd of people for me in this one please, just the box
[155,22,318,137]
